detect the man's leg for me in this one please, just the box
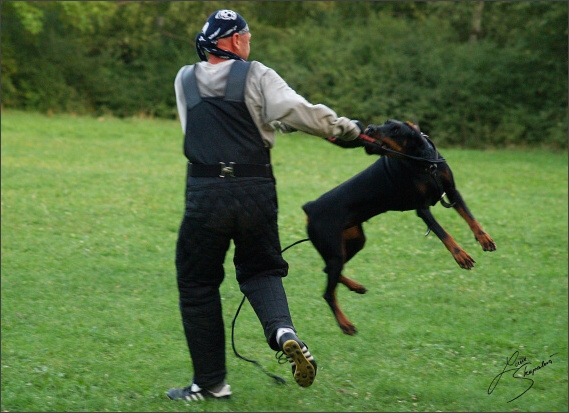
[238,273,294,350]
[233,180,292,349]
[175,210,231,388]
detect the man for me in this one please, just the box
[168,9,365,402]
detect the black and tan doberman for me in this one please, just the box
[302,119,496,335]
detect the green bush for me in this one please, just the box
[1,1,566,148]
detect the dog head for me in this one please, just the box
[364,120,433,159]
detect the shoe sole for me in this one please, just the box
[167,391,231,402]
[282,339,316,387]
[166,385,232,401]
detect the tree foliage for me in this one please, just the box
[1,1,567,148]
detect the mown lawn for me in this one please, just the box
[1,110,567,412]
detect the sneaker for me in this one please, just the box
[278,333,317,387]
[167,382,232,401]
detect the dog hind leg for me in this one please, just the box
[306,218,358,335]
[339,224,367,294]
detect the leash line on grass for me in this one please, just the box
[230,238,310,385]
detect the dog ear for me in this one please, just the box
[405,121,421,134]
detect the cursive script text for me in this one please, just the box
[488,351,558,403]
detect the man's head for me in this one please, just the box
[195,10,251,62]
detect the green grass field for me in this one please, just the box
[1,110,567,412]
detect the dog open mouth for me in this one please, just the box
[370,136,393,151]
[375,140,390,149]
[363,128,390,150]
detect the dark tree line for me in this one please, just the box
[2,1,567,148]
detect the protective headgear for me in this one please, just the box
[195,10,249,62]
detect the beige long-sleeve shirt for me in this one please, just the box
[174,60,360,148]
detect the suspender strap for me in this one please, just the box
[182,61,251,109]
[224,60,251,102]
[181,66,201,110]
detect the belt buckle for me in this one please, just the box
[219,162,235,178]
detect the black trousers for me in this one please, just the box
[175,177,294,388]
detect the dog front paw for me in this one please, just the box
[453,249,476,270]
[476,233,497,252]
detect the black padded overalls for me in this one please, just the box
[175,61,295,387]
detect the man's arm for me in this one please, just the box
[174,65,191,134]
[255,64,361,141]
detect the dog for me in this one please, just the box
[302,119,496,335]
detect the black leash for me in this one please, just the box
[281,237,310,253]
[360,133,447,165]
[231,294,287,384]
[230,237,310,385]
